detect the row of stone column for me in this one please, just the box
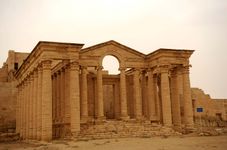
[16,60,52,141]
[16,60,81,141]
[52,66,70,138]
[145,65,194,128]
[92,66,130,120]
[78,64,193,128]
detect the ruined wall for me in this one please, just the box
[0,82,16,132]
[191,88,227,127]
[0,64,8,82]
[6,50,29,72]
[0,50,28,133]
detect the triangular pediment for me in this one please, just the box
[80,40,145,59]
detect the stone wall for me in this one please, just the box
[0,82,16,133]
[0,50,28,133]
[0,64,8,82]
[191,88,227,127]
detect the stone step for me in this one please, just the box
[78,120,180,140]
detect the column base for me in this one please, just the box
[81,116,92,123]
[149,116,158,122]
[120,115,130,120]
[95,116,106,123]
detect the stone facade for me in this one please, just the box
[0,40,226,141]
[0,51,29,133]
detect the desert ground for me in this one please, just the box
[0,135,227,150]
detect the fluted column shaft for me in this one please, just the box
[153,75,161,122]
[20,84,23,134]
[182,66,194,127]
[119,67,129,119]
[96,66,104,119]
[147,69,156,121]
[133,69,142,119]
[29,74,34,139]
[16,84,20,133]
[170,69,181,126]
[26,78,30,139]
[64,65,70,124]
[37,65,42,140]
[61,69,65,123]
[69,62,80,133]
[22,82,26,139]
[57,71,61,122]
[52,74,57,123]
[33,69,38,139]
[41,60,52,141]
[81,66,88,121]
[160,66,172,126]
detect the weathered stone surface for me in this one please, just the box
[0,40,226,142]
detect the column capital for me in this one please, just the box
[57,70,61,75]
[60,67,65,73]
[33,68,38,77]
[119,67,126,71]
[69,61,79,71]
[182,65,191,74]
[53,72,57,77]
[41,60,52,70]
[29,72,34,80]
[96,66,103,70]
[80,66,87,70]
[147,67,155,73]
[159,65,170,73]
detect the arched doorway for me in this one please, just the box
[102,55,120,119]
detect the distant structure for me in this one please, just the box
[0,40,226,141]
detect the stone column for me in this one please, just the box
[16,84,20,133]
[96,66,105,119]
[64,65,70,132]
[153,75,161,122]
[182,66,194,127]
[133,68,142,119]
[81,66,88,122]
[170,69,181,127]
[26,77,30,139]
[33,69,38,139]
[69,62,80,134]
[57,71,61,122]
[29,73,34,139]
[52,74,57,125]
[41,60,52,141]
[160,66,172,126]
[119,67,129,119]
[37,65,42,140]
[18,83,23,137]
[147,68,156,121]
[21,82,25,139]
[61,69,65,123]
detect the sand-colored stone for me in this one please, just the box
[0,40,226,142]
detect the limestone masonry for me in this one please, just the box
[0,40,226,141]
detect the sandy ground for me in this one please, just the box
[0,135,227,150]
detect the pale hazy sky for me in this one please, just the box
[0,0,227,98]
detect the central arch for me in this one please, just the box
[101,54,122,119]
[99,51,125,68]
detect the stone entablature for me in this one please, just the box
[13,40,195,141]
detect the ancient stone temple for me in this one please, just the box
[10,40,196,141]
